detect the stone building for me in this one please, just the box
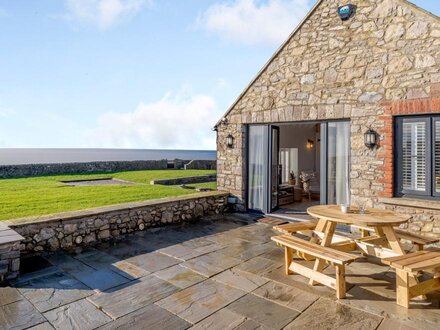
[215,0,440,238]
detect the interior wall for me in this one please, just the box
[279,124,320,178]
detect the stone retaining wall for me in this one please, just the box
[151,174,217,186]
[0,159,217,179]
[0,224,23,281]
[6,191,228,255]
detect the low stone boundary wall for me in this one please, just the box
[6,192,228,257]
[151,174,217,186]
[184,160,216,170]
[0,159,217,179]
[0,224,23,281]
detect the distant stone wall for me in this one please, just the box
[151,174,217,186]
[7,191,228,255]
[184,160,217,170]
[0,159,217,179]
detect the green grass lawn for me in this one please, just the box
[0,169,216,221]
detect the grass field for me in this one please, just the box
[0,169,216,221]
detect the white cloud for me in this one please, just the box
[197,0,311,45]
[83,88,221,149]
[65,0,149,29]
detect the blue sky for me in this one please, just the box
[0,0,438,150]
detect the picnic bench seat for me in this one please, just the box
[383,251,440,308]
[271,234,358,299]
[273,220,439,251]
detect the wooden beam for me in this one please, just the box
[310,221,336,286]
[289,262,337,290]
[336,265,346,299]
[409,278,440,298]
[354,240,399,259]
[285,247,294,275]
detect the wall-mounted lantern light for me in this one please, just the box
[226,134,234,148]
[364,129,378,149]
[338,4,354,21]
[307,139,314,149]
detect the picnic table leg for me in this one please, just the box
[285,247,294,275]
[309,220,336,286]
[381,226,424,298]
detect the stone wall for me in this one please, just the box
[151,174,217,186]
[216,0,440,235]
[7,192,228,255]
[184,160,217,170]
[0,224,23,281]
[0,159,217,179]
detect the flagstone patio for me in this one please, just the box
[1,213,440,330]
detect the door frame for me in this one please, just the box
[245,120,351,214]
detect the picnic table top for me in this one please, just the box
[307,205,411,227]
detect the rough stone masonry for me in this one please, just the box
[216,0,440,237]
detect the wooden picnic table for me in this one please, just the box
[307,204,412,286]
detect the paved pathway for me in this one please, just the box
[1,214,439,329]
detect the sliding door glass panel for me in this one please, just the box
[270,126,280,211]
[327,122,350,205]
[248,126,269,212]
[402,121,426,191]
[434,120,440,193]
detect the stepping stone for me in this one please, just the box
[227,294,299,329]
[181,251,241,277]
[44,299,111,330]
[126,252,181,273]
[98,304,190,330]
[284,298,382,330]
[88,275,179,319]
[0,299,46,330]
[18,272,93,312]
[253,281,319,312]
[212,269,268,292]
[154,265,206,289]
[156,279,246,324]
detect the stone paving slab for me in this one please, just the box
[190,308,248,330]
[0,299,46,330]
[72,249,119,270]
[341,285,440,330]
[211,269,269,292]
[284,298,383,330]
[377,318,419,330]
[27,322,55,330]
[88,274,179,319]
[125,252,181,273]
[233,256,282,277]
[153,264,207,289]
[17,272,93,312]
[156,279,246,324]
[110,260,150,280]
[0,287,23,307]
[72,268,131,292]
[43,299,111,330]
[181,251,242,277]
[97,303,190,330]
[253,281,319,312]
[219,241,277,261]
[226,293,299,329]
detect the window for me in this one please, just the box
[395,116,440,197]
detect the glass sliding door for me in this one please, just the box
[325,122,351,205]
[270,126,280,211]
[247,125,269,212]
